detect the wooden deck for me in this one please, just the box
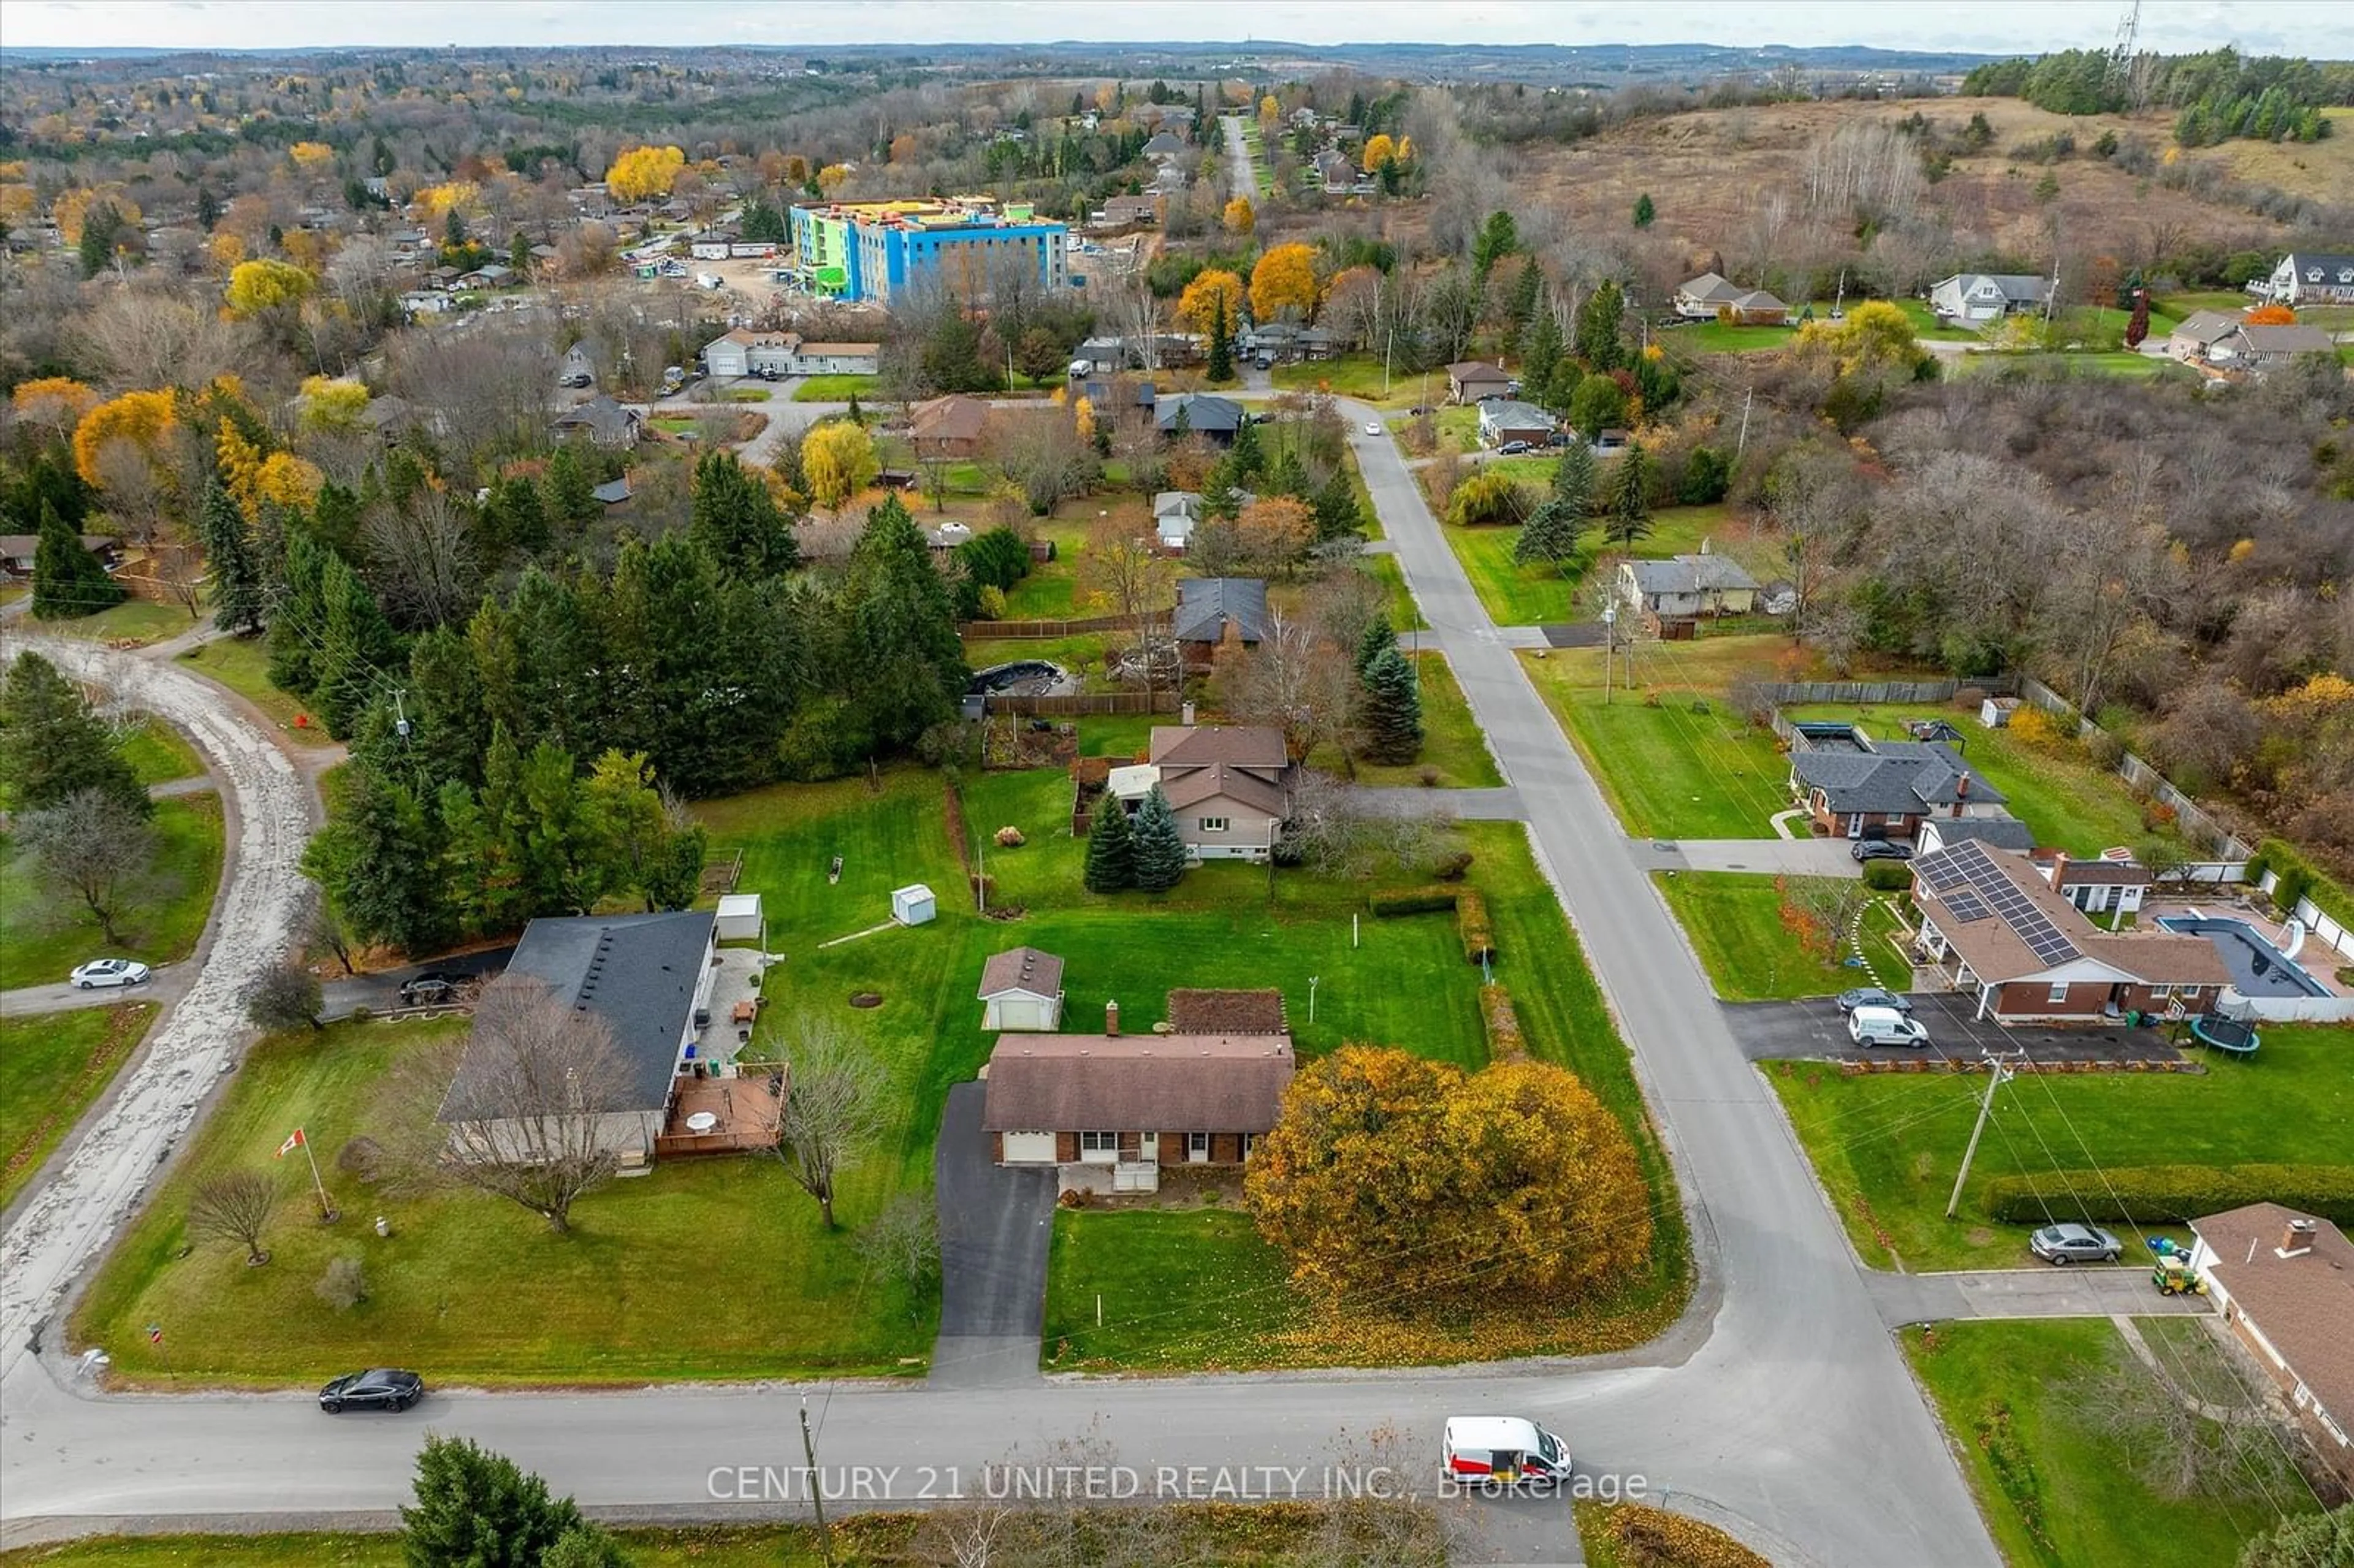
[655,1071,783,1159]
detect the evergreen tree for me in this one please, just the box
[485,474,547,555]
[1083,794,1137,892]
[314,552,401,739]
[30,501,122,620]
[1355,615,1398,678]
[1310,467,1363,541]
[305,763,452,954]
[841,497,967,753]
[1225,410,1264,482]
[0,649,151,818]
[405,625,491,793]
[543,1523,633,1568]
[1470,210,1518,280]
[197,478,265,636]
[1360,644,1424,765]
[1521,302,1563,399]
[1207,292,1233,382]
[1505,260,1542,338]
[399,1434,585,1568]
[196,185,222,232]
[311,479,364,554]
[509,230,533,276]
[1544,358,1584,417]
[1514,497,1585,576]
[688,449,799,577]
[77,202,120,279]
[1128,784,1189,891]
[1604,441,1654,548]
[544,444,597,527]
[1551,441,1598,513]
[1575,280,1626,371]
[267,525,332,695]
[1632,192,1656,228]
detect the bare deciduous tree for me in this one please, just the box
[1283,770,1451,879]
[17,787,151,945]
[187,1171,281,1265]
[2059,1341,2288,1502]
[362,487,479,631]
[856,1190,940,1307]
[774,1018,889,1230]
[414,978,633,1233]
[1211,611,1362,763]
[246,960,326,1033]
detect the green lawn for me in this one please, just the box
[1903,1320,2312,1568]
[1526,652,1792,838]
[1653,873,1907,999]
[36,598,198,648]
[1890,299,1984,343]
[2152,289,2250,318]
[1446,523,1582,626]
[116,717,204,786]
[1311,650,1501,789]
[0,1005,154,1212]
[1270,354,1420,408]
[175,634,339,744]
[1045,1206,1303,1369]
[72,1012,937,1388]
[1360,552,1423,630]
[793,373,884,402]
[1,792,225,986]
[1783,706,2179,858]
[1958,351,2191,382]
[1770,1023,2354,1271]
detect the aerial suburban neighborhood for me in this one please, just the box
[1,6,2352,1568]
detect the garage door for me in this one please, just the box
[1002,1132,1057,1164]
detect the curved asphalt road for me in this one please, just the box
[0,432,1998,1567]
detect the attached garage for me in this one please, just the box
[1000,1131,1057,1163]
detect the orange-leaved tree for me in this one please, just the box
[1244,1045,1653,1312]
[10,377,97,441]
[1249,243,1320,324]
[2245,303,2296,325]
[71,388,177,489]
[1175,268,1246,337]
[1223,195,1255,235]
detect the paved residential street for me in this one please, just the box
[0,418,1999,1568]
[1219,112,1257,200]
[0,967,195,1021]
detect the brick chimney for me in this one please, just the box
[2281,1217,2317,1257]
[1105,999,1121,1037]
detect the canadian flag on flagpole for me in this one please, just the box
[277,1128,306,1158]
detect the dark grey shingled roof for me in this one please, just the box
[443,910,714,1119]
[1925,817,2038,852]
[1173,577,1271,644]
[1155,393,1245,434]
[1790,740,2006,815]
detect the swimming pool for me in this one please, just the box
[2155,916,2330,999]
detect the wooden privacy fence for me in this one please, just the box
[961,612,1141,640]
[1756,676,2021,706]
[985,691,1179,717]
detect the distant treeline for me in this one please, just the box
[1961,47,2353,145]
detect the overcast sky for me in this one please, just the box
[4,1,2347,58]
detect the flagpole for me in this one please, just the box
[296,1129,333,1219]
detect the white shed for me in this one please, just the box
[891,884,937,926]
[715,892,764,944]
[977,946,1065,1031]
[1981,697,2021,728]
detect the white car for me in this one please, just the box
[70,958,151,989]
[1365,420,1384,436]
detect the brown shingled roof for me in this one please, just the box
[1166,989,1289,1035]
[1913,842,2225,986]
[1149,725,1287,769]
[2191,1204,2354,1432]
[977,946,1064,1001]
[1161,762,1289,818]
[980,1035,1294,1134]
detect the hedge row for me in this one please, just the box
[2248,837,2354,937]
[1862,859,1913,891]
[1458,889,1495,965]
[1369,887,1459,917]
[1480,984,1526,1059]
[1982,1163,2354,1227]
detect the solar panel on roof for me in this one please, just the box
[1919,857,1970,893]
[1943,888,1993,923]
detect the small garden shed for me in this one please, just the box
[715,893,764,944]
[892,884,937,926]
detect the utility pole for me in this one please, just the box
[800,1397,836,1568]
[1602,604,1617,706]
[1946,1051,2017,1219]
[1735,387,1753,462]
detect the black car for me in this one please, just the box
[320,1368,424,1412]
[1851,840,1914,862]
[398,972,459,1007]
[558,371,593,389]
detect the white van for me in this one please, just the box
[1441,1416,1571,1485]
[1849,1005,1929,1049]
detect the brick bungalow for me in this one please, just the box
[1788,733,2008,840]
[980,1012,1295,1193]
[2186,1204,2354,1489]
[1910,839,2229,1024]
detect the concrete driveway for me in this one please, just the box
[1634,839,1861,876]
[1721,992,2190,1065]
[931,1081,1056,1388]
[1866,1266,2213,1328]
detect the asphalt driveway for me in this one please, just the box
[1723,991,2189,1065]
[931,1080,1056,1388]
[319,945,514,1019]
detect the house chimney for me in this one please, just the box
[2281,1217,2317,1257]
[1956,773,1971,799]
[1105,1000,1120,1037]
[1182,700,1196,726]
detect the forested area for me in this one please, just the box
[1962,47,2354,141]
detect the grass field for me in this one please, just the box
[0,1004,154,1212]
[1446,523,1582,626]
[1306,650,1502,788]
[1654,873,1908,999]
[793,374,885,402]
[1270,354,1422,408]
[1523,645,1796,838]
[1903,1319,2312,1568]
[36,598,198,648]
[1957,351,2193,382]
[0,792,225,986]
[1770,1023,2354,1272]
[1044,1206,1301,1369]
[1783,705,2178,858]
[115,717,204,786]
[175,634,339,744]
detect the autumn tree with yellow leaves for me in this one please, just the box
[1244,1046,1653,1312]
[802,419,878,516]
[297,376,371,434]
[288,141,336,172]
[71,389,177,489]
[1361,134,1397,174]
[408,181,481,224]
[51,187,141,247]
[1249,243,1320,324]
[606,145,687,201]
[10,378,98,441]
[224,258,316,318]
[1223,196,1255,235]
[1175,268,1246,338]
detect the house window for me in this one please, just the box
[1187,1132,1209,1163]
[1200,816,1229,834]
[1080,1130,1118,1163]
[2046,982,2070,1005]
[1241,1133,1260,1160]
